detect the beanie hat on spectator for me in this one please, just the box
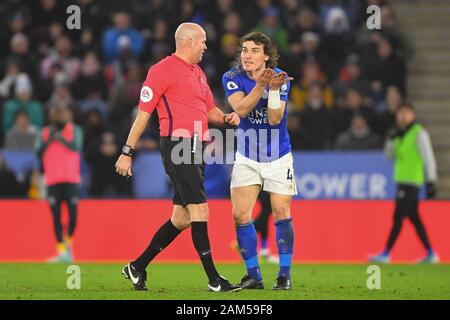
[324,7,349,34]
[15,73,32,97]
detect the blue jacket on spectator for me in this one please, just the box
[102,28,144,63]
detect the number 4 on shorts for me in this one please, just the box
[287,169,293,181]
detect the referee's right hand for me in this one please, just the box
[115,154,132,177]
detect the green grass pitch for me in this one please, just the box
[0,262,449,300]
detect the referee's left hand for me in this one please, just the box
[115,154,132,177]
[224,112,240,126]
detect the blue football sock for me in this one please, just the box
[275,218,294,279]
[382,248,391,256]
[236,221,262,281]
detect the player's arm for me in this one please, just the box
[115,110,151,177]
[383,139,395,160]
[208,106,240,126]
[227,86,263,118]
[267,101,287,126]
[267,72,292,126]
[417,128,438,199]
[417,128,437,182]
[227,69,275,117]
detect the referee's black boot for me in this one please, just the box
[208,276,242,292]
[273,274,291,290]
[238,274,264,289]
[122,263,148,291]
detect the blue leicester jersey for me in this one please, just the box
[222,65,291,162]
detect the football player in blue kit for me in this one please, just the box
[222,32,296,290]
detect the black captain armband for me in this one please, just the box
[121,145,136,157]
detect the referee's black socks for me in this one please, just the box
[191,221,220,283]
[133,219,182,270]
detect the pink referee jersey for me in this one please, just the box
[138,53,215,141]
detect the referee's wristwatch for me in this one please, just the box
[121,145,136,157]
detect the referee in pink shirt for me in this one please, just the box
[116,23,241,292]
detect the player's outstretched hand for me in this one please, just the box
[269,72,293,91]
[254,68,276,87]
[224,112,240,126]
[115,154,132,177]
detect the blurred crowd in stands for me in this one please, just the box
[0,0,411,198]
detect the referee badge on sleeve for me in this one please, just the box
[140,86,153,103]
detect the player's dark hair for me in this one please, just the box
[238,32,279,69]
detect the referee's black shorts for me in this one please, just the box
[160,136,207,207]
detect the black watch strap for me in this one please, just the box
[121,145,135,157]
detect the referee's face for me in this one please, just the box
[192,31,207,64]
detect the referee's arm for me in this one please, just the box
[208,106,240,126]
[115,110,151,177]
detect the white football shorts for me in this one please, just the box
[230,152,298,195]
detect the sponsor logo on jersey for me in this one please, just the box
[140,86,153,103]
